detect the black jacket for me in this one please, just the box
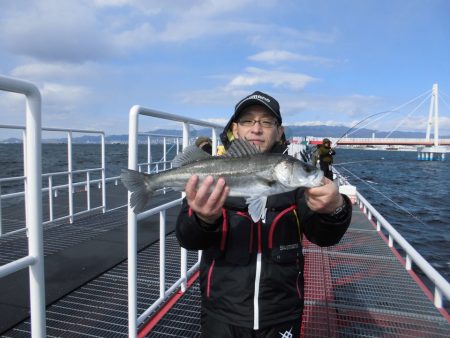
[175,147,351,330]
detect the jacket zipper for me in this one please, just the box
[253,220,262,330]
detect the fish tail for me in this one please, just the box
[120,169,156,213]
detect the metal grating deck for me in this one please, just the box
[2,233,198,337]
[143,205,450,337]
[1,197,449,337]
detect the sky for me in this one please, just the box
[1,0,449,140]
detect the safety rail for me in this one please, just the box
[0,124,106,235]
[126,105,223,338]
[0,75,46,337]
[137,132,182,174]
[334,169,450,310]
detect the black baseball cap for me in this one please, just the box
[220,91,282,148]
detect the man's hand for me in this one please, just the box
[304,177,344,214]
[185,175,230,224]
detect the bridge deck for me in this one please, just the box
[0,191,449,337]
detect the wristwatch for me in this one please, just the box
[328,198,349,219]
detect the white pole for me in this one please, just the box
[425,86,434,141]
[212,128,217,155]
[433,84,439,146]
[101,133,106,212]
[68,131,74,223]
[180,122,190,292]
[128,106,139,338]
[0,75,46,338]
[160,210,166,299]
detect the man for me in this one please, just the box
[313,138,336,180]
[195,136,213,155]
[176,91,351,337]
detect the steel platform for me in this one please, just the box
[1,192,449,337]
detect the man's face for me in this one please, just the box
[231,105,284,153]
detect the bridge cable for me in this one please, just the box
[384,93,431,138]
[335,88,432,144]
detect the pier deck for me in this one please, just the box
[0,189,449,337]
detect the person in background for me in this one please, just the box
[312,138,336,180]
[176,91,351,337]
[195,136,213,155]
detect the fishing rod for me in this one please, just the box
[334,110,394,145]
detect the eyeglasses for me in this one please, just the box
[238,119,278,128]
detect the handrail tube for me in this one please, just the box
[139,132,182,138]
[0,255,37,278]
[0,176,26,183]
[130,105,222,129]
[356,191,450,305]
[0,123,104,135]
[136,198,183,222]
[137,261,200,326]
[0,74,46,337]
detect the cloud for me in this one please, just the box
[248,50,336,65]
[226,67,318,90]
[10,62,97,81]
[283,94,383,118]
[0,1,115,63]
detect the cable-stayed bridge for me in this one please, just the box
[308,83,450,148]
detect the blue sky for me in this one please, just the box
[1,0,449,140]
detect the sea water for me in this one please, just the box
[0,144,449,283]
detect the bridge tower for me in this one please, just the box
[425,83,439,146]
[418,83,447,161]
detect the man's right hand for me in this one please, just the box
[185,175,230,224]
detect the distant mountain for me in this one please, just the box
[1,125,447,144]
[282,125,433,139]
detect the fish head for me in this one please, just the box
[275,157,323,188]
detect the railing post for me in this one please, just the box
[101,133,106,213]
[86,171,91,210]
[49,176,53,222]
[147,136,151,174]
[0,185,2,236]
[67,131,74,223]
[434,287,443,308]
[212,128,217,155]
[163,137,167,171]
[128,105,140,338]
[160,210,166,299]
[180,122,190,292]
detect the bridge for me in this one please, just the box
[305,84,450,153]
[308,138,450,146]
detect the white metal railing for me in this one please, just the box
[334,169,450,309]
[0,125,106,236]
[0,75,46,337]
[138,132,182,174]
[127,105,223,338]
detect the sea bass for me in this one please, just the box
[121,139,323,222]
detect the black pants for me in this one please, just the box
[320,162,333,180]
[201,312,301,338]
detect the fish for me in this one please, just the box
[121,138,323,222]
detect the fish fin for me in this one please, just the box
[225,139,261,158]
[172,145,212,168]
[120,169,155,213]
[246,195,268,222]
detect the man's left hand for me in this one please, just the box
[305,177,344,214]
